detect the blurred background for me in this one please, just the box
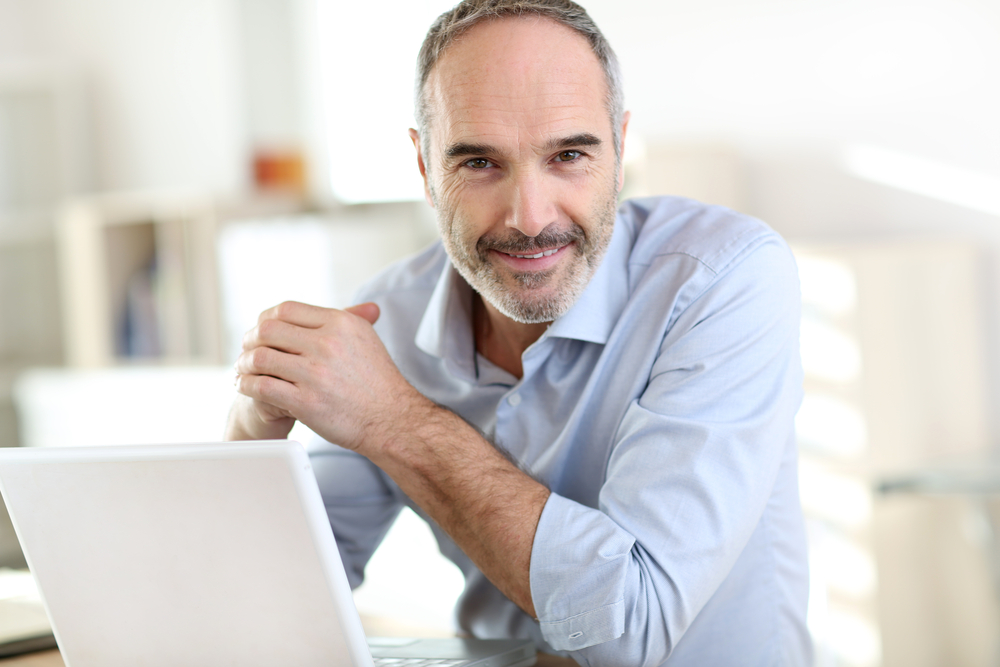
[0,0,999,664]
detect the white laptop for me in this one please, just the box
[0,441,536,667]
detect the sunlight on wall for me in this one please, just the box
[843,144,1000,216]
[795,250,881,667]
[796,395,868,459]
[314,0,455,204]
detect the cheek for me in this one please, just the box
[436,178,503,239]
[434,173,465,206]
[558,171,608,216]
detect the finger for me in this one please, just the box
[230,392,294,426]
[243,318,311,354]
[235,346,306,383]
[235,373,298,414]
[257,301,332,328]
[345,302,380,325]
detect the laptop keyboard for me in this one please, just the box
[372,660,468,666]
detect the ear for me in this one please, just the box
[617,111,631,193]
[409,128,434,208]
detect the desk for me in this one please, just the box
[0,651,60,666]
[0,614,581,666]
[0,649,577,666]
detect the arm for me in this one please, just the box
[367,401,549,617]
[233,300,549,617]
[526,241,805,665]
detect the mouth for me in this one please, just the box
[490,243,572,271]
[505,247,562,260]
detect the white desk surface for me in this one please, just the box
[0,615,580,666]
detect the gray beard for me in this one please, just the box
[435,186,618,324]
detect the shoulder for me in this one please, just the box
[610,196,798,337]
[617,195,791,278]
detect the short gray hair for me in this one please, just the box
[415,0,625,166]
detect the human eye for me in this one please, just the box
[553,150,582,163]
[463,157,495,169]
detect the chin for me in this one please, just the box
[484,279,582,324]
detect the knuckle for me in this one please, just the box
[256,377,276,400]
[241,330,252,350]
[236,374,256,396]
[275,301,297,319]
[257,319,277,339]
[249,347,270,368]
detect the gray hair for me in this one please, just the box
[414,0,625,168]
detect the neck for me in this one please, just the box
[473,294,550,379]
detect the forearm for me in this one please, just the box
[364,399,550,617]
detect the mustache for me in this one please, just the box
[477,226,586,256]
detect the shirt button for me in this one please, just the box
[507,393,522,407]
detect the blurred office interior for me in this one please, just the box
[1,0,999,664]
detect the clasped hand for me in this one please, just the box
[233,300,418,453]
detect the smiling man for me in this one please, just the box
[226,1,811,665]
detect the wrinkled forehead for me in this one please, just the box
[423,16,611,147]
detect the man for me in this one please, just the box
[226,1,811,664]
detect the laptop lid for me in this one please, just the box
[0,441,536,667]
[0,441,374,667]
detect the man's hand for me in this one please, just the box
[230,301,426,451]
[229,300,548,618]
[223,392,296,442]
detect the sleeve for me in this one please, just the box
[307,436,404,589]
[528,239,803,665]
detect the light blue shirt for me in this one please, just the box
[308,196,811,666]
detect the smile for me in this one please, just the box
[504,248,562,259]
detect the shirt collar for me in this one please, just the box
[414,214,632,375]
[544,218,630,345]
[415,260,478,382]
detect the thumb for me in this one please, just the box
[345,302,380,325]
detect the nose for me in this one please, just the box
[507,171,557,238]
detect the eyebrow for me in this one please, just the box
[445,142,498,160]
[443,132,604,161]
[545,133,602,151]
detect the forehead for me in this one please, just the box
[425,16,610,151]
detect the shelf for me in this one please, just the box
[57,190,224,367]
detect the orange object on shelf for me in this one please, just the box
[252,148,307,195]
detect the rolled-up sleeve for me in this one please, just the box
[529,239,803,666]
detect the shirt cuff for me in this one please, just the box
[530,492,633,651]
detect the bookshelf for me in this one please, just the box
[57,191,224,367]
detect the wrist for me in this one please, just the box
[358,390,443,461]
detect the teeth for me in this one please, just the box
[512,248,560,259]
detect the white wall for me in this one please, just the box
[4,0,996,214]
[589,0,1000,172]
[8,0,247,195]
[0,0,39,60]
[579,0,1000,438]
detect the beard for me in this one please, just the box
[434,180,619,324]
